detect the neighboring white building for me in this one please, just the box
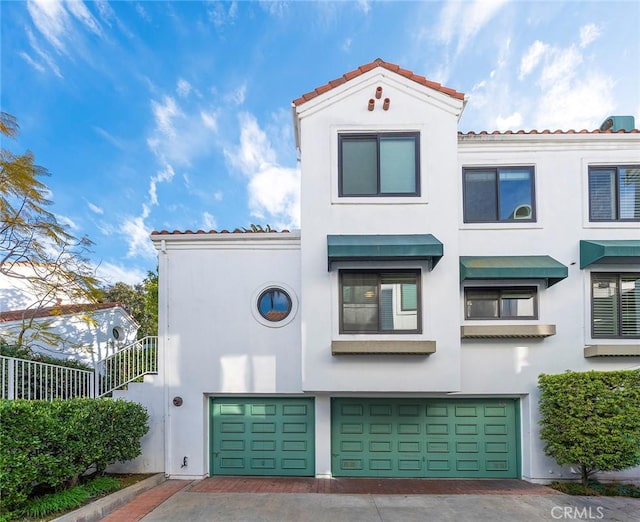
[0,302,139,366]
[138,59,639,482]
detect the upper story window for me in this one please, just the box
[589,165,640,221]
[339,133,420,197]
[591,273,640,338]
[465,287,537,320]
[340,270,421,333]
[463,167,535,223]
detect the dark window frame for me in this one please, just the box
[464,286,539,320]
[588,165,640,222]
[338,132,421,197]
[591,272,640,339]
[462,166,536,223]
[339,269,422,334]
[257,287,293,323]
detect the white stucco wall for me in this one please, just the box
[457,133,640,482]
[296,69,466,394]
[152,232,303,477]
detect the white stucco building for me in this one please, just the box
[0,302,139,366]
[142,60,639,482]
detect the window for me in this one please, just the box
[591,273,640,338]
[339,133,420,196]
[340,270,420,333]
[589,165,640,221]
[257,287,293,322]
[465,287,537,319]
[463,167,535,223]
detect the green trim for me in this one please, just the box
[460,256,568,287]
[579,240,640,269]
[327,234,443,270]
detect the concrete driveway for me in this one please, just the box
[61,475,640,522]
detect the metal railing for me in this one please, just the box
[0,355,94,400]
[0,336,158,400]
[95,336,158,397]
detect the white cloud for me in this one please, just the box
[539,46,582,86]
[66,0,102,36]
[207,1,238,27]
[24,25,63,77]
[247,165,300,229]
[121,205,156,259]
[495,112,523,131]
[519,40,548,80]
[226,84,246,106]
[96,261,146,286]
[87,202,104,215]
[19,51,46,74]
[177,78,192,98]
[357,0,370,15]
[579,23,601,48]
[135,3,151,23]
[224,113,300,228]
[201,110,218,131]
[93,126,127,150]
[213,191,223,202]
[437,0,508,56]
[57,214,78,230]
[149,164,176,206]
[147,93,218,166]
[535,73,614,131]
[150,96,181,139]
[202,211,217,230]
[27,0,69,54]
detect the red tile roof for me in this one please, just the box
[150,229,291,236]
[0,302,125,322]
[293,58,465,106]
[459,128,639,135]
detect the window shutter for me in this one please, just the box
[620,275,640,336]
[589,169,616,220]
[592,276,619,336]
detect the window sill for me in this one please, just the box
[331,340,436,355]
[584,345,640,358]
[460,324,556,339]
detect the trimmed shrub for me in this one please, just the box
[538,370,640,486]
[0,398,148,512]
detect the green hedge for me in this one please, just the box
[0,398,148,512]
[538,369,640,486]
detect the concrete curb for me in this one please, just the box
[52,473,166,522]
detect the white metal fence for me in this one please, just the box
[0,356,94,400]
[95,336,158,397]
[0,336,158,400]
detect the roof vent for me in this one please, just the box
[599,115,635,131]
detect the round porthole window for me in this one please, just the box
[252,283,298,328]
[257,287,292,322]
[112,326,123,340]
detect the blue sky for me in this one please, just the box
[2,0,639,285]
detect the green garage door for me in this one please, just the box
[332,398,518,478]
[211,397,314,476]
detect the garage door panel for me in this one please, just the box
[332,398,518,478]
[211,397,314,476]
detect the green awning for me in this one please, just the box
[460,256,568,287]
[580,240,640,268]
[327,234,443,270]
